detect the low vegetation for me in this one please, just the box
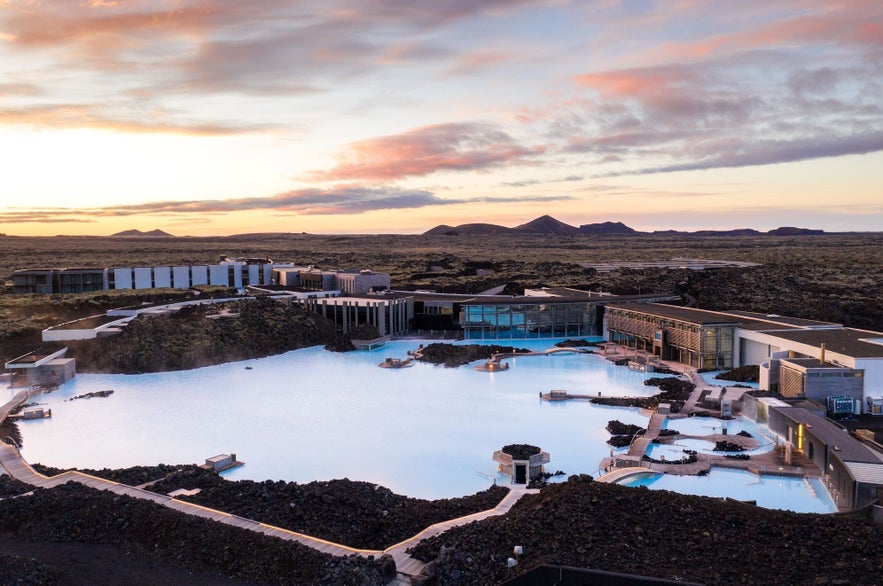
[66,298,336,373]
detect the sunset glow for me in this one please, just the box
[1,1,881,236]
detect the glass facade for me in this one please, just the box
[460,302,600,340]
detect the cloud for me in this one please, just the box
[595,130,883,177]
[0,103,269,135]
[308,123,544,182]
[0,185,573,223]
[502,175,583,187]
[0,187,458,222]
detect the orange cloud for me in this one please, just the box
[308,123,544,182]
[0,103,267,135]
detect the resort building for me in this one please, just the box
[272,267,391,295]
[405,290,680,340]
[12,258,282,294]
[4,347,76,388]
[766,406,883,510]
[282,294,412,337]
[604,303,883,413]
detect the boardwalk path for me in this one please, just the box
[0,391,536,579]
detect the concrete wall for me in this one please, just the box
[154,266,171,288]
[191,266,208,286]
[113,267,133,289]
[738,337,781,367]
[134,267,152,289]
[209,265,228,286]
[173,266,190,288]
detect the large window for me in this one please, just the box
[462,302,599,339]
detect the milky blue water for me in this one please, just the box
[6,339,833,511]
[11,340,657,499]
[620,469,836,513]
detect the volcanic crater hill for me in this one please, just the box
[110,228,174,238]
[423,215,827,237]
[408,479,883,586]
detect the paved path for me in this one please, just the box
[384,486,539,575]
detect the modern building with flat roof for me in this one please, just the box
[768,406,883,510]
[604,302,883,413]
[12,259,282,294]
[401,291,680,340]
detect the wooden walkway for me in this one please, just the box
[628,411,666,458]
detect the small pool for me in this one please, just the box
[699,370,758,388]
[645,438,715,461]
[618,468,836,513]
[663,416,776,455]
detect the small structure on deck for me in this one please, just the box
[493,444,550,485]
[474,355,510,371]
[4,347,76,388]
[200,453,243,473]
[9,406,52,420]
[351,336,390,351]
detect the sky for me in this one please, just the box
[1,0,881,237]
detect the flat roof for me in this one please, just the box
[843,461,883,485]
[781,358,852,369]
[606,303,743,325]
[762,328,883,359]
[771,407,882,463]
[720,310,841,329]
[455,293,680,307]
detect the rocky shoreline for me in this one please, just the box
[4,464,883,584]
[0,483,391,585]
[26,463,510,551]
[413,343,531,367]
[408,478,883,585]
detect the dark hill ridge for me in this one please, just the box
[515,215,583,236]
[423,216,826,237]
[579,221,636,235]
[111,228,174,238]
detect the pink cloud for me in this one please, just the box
[308,123,544,182]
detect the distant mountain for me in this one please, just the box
[424,217,826,237]
[514,215,583,236]
[111,229,174,238]
[424,223,514,235]
[689,228,762,237]
[767,226,825,236]
[579,221,637,236]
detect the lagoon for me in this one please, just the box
[8,339,835,511]
[13,340,657,499]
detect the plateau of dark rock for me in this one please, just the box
[553,338,597,348]
[415,343,530,368]
[714,440,744,452]
[67,390,114,401]
[501,444,541,459]
[67,297,337,373]
[31,462,201,487]
[715,365,760,383]
[606,420,643,437]
[147,470,510,550]
[0,483,388,585]
[408,480,883,585]
[0,473,32,498]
